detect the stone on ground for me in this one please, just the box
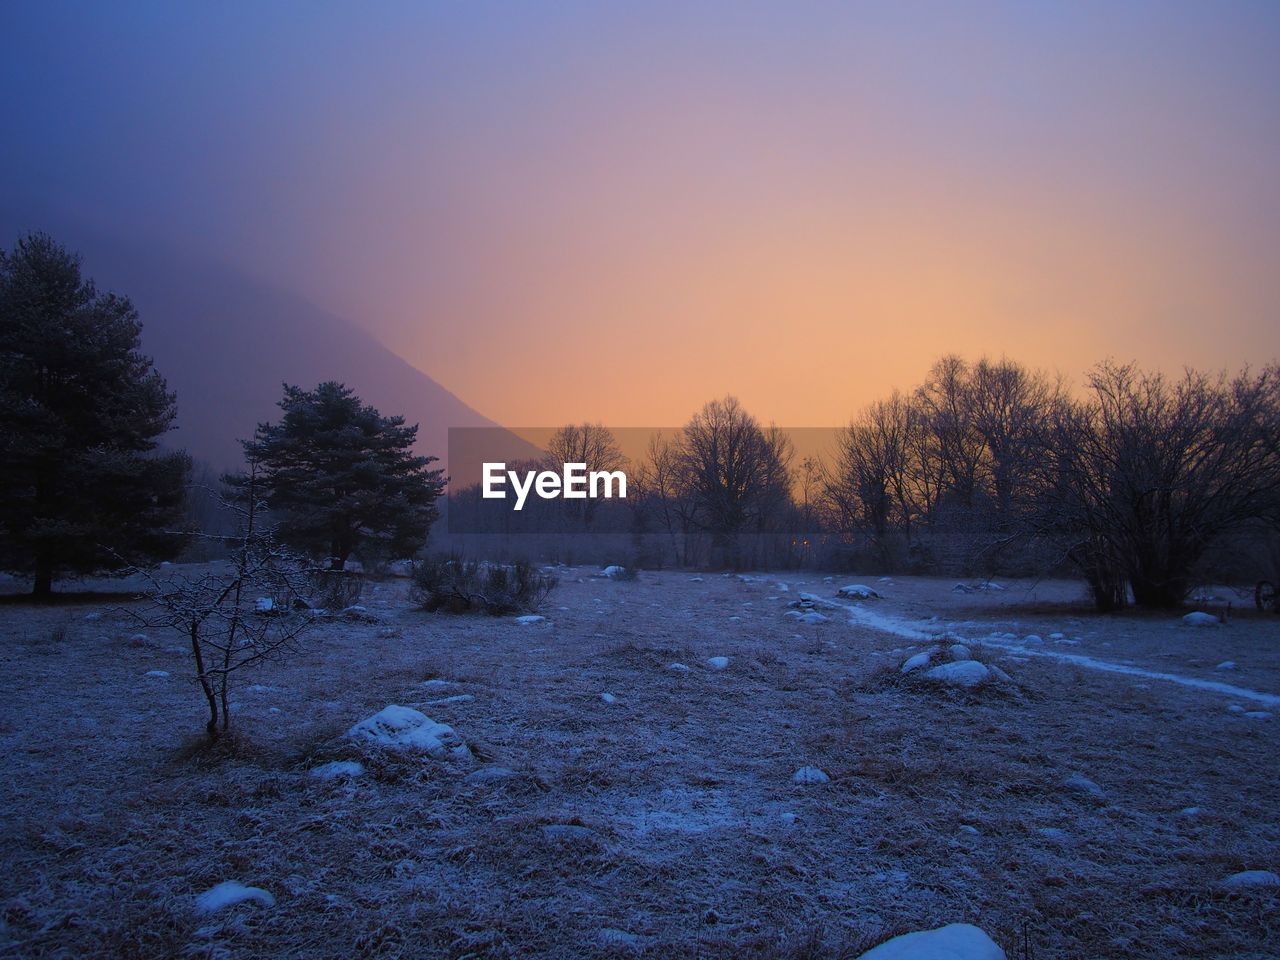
[347,705,471,759]
[856,923,1006,960]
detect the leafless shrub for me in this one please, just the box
[128,468,319,738]
[410,555,557,614]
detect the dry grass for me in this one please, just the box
[0,570,1277,958]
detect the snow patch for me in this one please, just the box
[310,760,364,780]
[195,881,275,915]
[792,766,830,784]
[1182,611,1220,627]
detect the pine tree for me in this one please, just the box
[0,233,190,596]
[236,381,445,568]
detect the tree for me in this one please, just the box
[236,381,445,568]
[1041,363,1280,609]
[545,422,626,529]
[134,468,317,738]
[0,232,189,597]
[672,396,793,566]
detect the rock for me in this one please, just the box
[347,705,471,760]
[254,597,274,613]
[342,559,364,573]
[145,670,170,678]
[466,766,516,783]
[707,656,730,671]
[948,643,972,661]
[1064,774,1106,799]
[1182,611,1220,626]
[959,824,980,835]
[668,662,691,672]
[599,928,639,949]
[792,766,830,784]
[988,665,1012,683]
[856,923,1006,960]
[1220,870,1280,890]
[1244,710,1272,720]
[901,652,932,674]
[602,565,627,579]
[800,612,829,625]
[1023,634,1043,643]
[600,693,617,704]
[838,584,881,599]
[1215,661,1236,670]
[310,760,364,780]
[514,614,547,625]
[387,559,415,578]
[195,881,275,915]
[922,660,990,688]
[1037,827,1070,843]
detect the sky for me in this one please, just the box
[3,2,1278,428]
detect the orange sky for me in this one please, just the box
[5,4,1277,429]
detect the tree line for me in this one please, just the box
[451,361,1280,611]
[5,232,1278,612]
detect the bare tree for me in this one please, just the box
[131,470,318,737]
[671,396,794,566]
[545,422,627,530]
[1041,362,1280,609]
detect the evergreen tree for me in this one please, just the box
[0,233,190,596]
[236,381,445,567]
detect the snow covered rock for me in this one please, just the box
[668,662,691,672]
[600,692,617,704]
[145,670,170,678]
[948,644,972,661]
[195,881,275,915]
[901,652,933,674]
[838,584,881,600]
[922,660,990,688]
[857,923,1005,960]
[347,705,470,760]
[1182,611,1220,626]
[800,612,829,625]
[707,656,730,671]
[1215,661,1236,670]
[311,760,364,780]
[514,614,547,625]
[254,597,274,613]
[792,766,830,784]
[1220,870,1280,890]
[1064,773,1106,800]
[602,565,627,579]
[466,766,515,783]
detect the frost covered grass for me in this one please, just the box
[0,569,1277,957]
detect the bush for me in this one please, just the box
[411,555,557,615]
[306,568,364,611]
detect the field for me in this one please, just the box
[1,568,1278,958]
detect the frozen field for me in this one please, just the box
[1,569,1278,958]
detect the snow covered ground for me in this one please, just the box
[1,569,1277,957]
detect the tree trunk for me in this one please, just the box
[32,554,53,599]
